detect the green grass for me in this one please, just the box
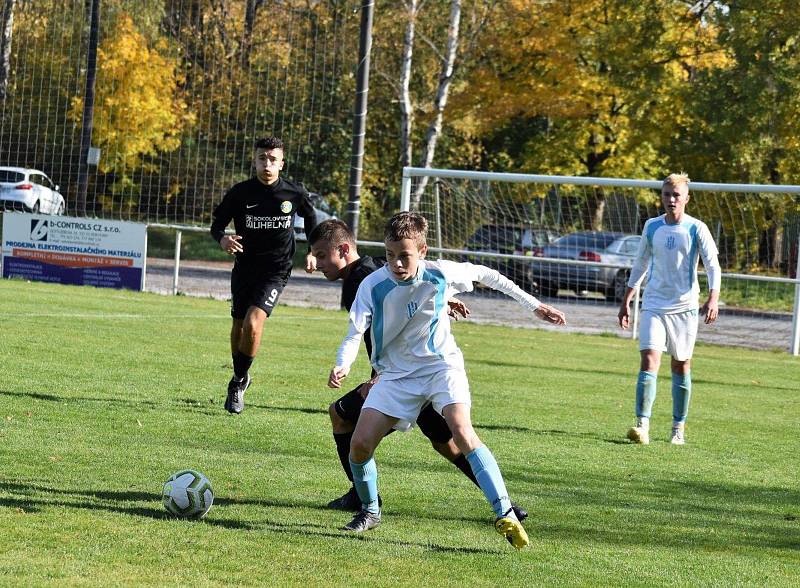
[0,280,798,586]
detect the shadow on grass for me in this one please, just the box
[475,423,626,445]
[469,360,798,393]
[0,480,498,554]
[249,403,328,416]
[0,389,327,418]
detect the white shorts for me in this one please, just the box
[363,369,471,432]
[639,309,699,361]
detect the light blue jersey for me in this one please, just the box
[628,213,721,313]
[335,259,541,380]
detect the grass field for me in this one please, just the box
[0,279,798,586]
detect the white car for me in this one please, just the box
[0,166,65,215]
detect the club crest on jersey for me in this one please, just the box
[280,201,292,214]
[665,236,676,250]
[407,301,419,319]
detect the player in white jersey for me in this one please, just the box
[328,212,566,549]
[618,173,721,445]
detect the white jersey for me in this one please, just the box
[335,259,541,380]
[628,213,721,313]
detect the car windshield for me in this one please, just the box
[524,230,557,247]
[554,233,619,249]
[469,226,520,247]
[0,170,24,183]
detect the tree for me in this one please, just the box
[69,13,194,199]
[453,0,729,229]
[0,0,14,100]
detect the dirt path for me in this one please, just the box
[145,258,795,352]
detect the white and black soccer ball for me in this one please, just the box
[162,469,214,519]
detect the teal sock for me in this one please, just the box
[349,456,379,514]
[465,445,512,518]
[636,370,658,418]
[671,371,691,424]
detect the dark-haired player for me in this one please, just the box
[309,219,527,522]
[210,136,317,413]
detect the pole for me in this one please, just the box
[791,245,800,355]
[434,180,443,259]
[345,0,374,239]
[173,230,182,296]
[400,168,412,211]
[76,0,99,217]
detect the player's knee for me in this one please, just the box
[349,434,375,462]
[328,403,351,432]
[450,425,480,452]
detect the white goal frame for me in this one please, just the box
[401,166,800,355]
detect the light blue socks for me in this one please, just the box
[466,445,512,518]
[349,456,380,514]
[635,370,658,418]
[671,371,691,424]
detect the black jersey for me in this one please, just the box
[210,177,317,270]
[341,255,386,311]
[341,255,386,361]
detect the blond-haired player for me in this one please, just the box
[618,173,721,445]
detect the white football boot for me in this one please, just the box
[670,423,686,445]
[626,416,650,445]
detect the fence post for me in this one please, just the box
[173,230,182,296]
[791,251,800,355]
[401,168,412,211]
[434,180,443,259]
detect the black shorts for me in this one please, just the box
[230,261,290,319]
[333,384,453,444]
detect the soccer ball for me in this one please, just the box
[162,469,214,519]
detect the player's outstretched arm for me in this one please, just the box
[447,298,471,321]
[534,303,566,325]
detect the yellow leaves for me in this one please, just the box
[69,13,195,175]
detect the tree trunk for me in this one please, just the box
[399,0,418,170]
[241,0,264,68]
[0,0,15,101]
[411,0,461,209]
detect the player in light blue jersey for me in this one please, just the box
[327,212,566,549]
[618,173,721,445]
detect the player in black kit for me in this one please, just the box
[210,137,318,414]
[309,219,527,521]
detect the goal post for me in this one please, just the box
[401,166,800,355]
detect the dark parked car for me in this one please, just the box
[463,224,560,289]
[522,231,642,301]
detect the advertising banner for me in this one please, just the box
[2,213,147,290]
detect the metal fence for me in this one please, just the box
[0,0,359,226]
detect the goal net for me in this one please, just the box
[401,167,800,354]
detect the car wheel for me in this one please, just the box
[606,270,629,302]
